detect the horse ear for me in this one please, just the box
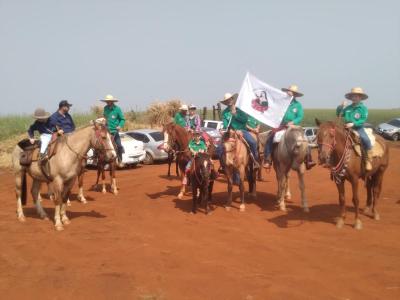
[315,118,321,127]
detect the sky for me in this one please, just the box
[0,0,399,114]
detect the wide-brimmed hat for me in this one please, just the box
[189,104,197,110]
[179,104,188,111]
[345,87,368,101]
[100,94,119,102]
[220,93,238,105]
[33,108,50,120]
[59,100,73,108]
[281,85,303,97]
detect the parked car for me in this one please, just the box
[376,118,400,141]
[202,119,223,131]
[304,127,318,147]
[201,127,222,147]
[125,129,169,164]
[87,132,146,167]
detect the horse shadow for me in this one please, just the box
[267,203,357,228]
[158,175,180,181]
[23,207,106,220]
[146,185,182,200]
[39,193,95,202]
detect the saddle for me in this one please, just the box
[349,128,384,158]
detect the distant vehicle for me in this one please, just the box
[202,120,223,131]
[304,127,318,147]
[376,118,400,141]
[201,127,222,147]
[87,132,146,167]
[125,129,169,164]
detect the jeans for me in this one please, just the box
[264,133,274,160]
[112,132,125,161]
[241,130,258,160]
[40,133,52,154]
[354,126,372,150]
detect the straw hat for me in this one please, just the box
[189,104,197,110]
[100,94,119,102]
[33,108,50,120]
[220,93,238,105]
[345,87,368,101]
[281,85,303,97]
[179,104,189,111]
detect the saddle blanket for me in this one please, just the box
[352,128,384,158]
[273,129,286,143]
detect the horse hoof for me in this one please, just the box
[178,193,184,200]
[62,218,71,225]
[285,193,292,200]
[18,215,26,222]
[336,218,345,229]
[113,190,118,196]
[279,203,287,212]
[374,213,380,221]
[303,207,310,213]
[225,206,231,212]
[55,225,64,231]
[102,189,107,194]
[354,219,363,230]
[239,204,246,212]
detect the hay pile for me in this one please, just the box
[146,99,182,127]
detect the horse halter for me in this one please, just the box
[317,127,337,159]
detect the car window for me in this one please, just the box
[206,122,218,129]
[388,119,400,127]
[305,129,312,136]
[127,132,149,143]
[149,131,164,142]
[120,134,134,141]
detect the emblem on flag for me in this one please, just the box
[251,89,269,112]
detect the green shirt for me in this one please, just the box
[282,99,304,125]
[174,112,187,128]
[247,115,260,129]
[189,139,207,153]
[103,104,125,134]
[336,102,368,127]
[222,107,248,130]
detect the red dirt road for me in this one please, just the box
[0,147,400,300]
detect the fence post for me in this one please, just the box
[202,107,207,121]
[212,105,216,120]
[217,103,222,120]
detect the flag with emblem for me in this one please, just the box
[236,72,293,128]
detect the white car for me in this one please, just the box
[87,132,146,167]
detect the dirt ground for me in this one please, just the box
[0,146,399,300]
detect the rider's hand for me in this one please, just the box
[29,138,35,144]
[236,130,243,137]
[287,121,294,126]
[57,129,64,135]
[341,100,348,107]
[345,122,354,128]
[116,126,121,131]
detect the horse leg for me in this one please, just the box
[111,164,118,195]
[239,166,246,212]
[77,173,87,204]
[372,172,384,221]
[351,179,362,230]
[335,181,346,228]
[285,174,292,200]
[32,180,48,220]
[15,170,26,222]
[101,168,107,194]
[225,168,233,211]
[364,177,373,215]
[51,178,64,231]
[275,168,287,211]
[60,178,76,226]
[167,152,172,177]
[206,181,214,214]
[297,165,309,213]
[191,179,197,214]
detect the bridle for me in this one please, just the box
[193,154,211,185]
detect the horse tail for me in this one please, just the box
[21,170,27,206]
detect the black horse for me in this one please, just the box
[190,152,215,214]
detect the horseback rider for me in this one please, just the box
[217,93,260,170]
[49,100,75,135]
[28,108,56,166]
[262,85,316,170]
[336,87,373,171]
[174,104,189,128]
[182,129,208,187]
[186,104,201,132]
[246,115,260,135]
[101,94,126,168]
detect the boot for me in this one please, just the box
[305,152,316,170]
[39,153,51,178]
[263,154,272,169]
[365,150,373,171]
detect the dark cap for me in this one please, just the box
[59,100,73,108]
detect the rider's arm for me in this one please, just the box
[117,107,125,129]
[235,108,248,124]
[27,122,36,138]
[292,102,304,125]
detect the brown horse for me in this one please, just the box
[12,121,116,231]
[93,148,118,195]
[223,130,257,212]
[316,119,389,229]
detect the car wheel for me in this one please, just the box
[392,133,399,141]
[143,152,154,165]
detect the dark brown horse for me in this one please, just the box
[93,148,118,195]
[190,152,214,214]
[167,144,180,177]
[316,119,389,229]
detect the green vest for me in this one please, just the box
[174,112,187,128]
[189,139,207,153]
[337,102,368,127]
[103,105,125,134]
[222,107,248,130]
[282,99,304,125]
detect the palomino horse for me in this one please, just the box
[12,121,116,231]
[190,152,214,214]
[223,130,257,212]
[271,126,310,212]
[316,120,389,229]
[163,122,215,199]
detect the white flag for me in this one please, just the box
[236,72,292,128]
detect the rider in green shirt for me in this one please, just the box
[174,104,188,128]
[336,87,372,170]
[182,130,208,186]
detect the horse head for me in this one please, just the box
[91,119,117,162]
[194,152,211,184]
[315,119,342,167]
[284,127,308,159]
[162,122,190,152]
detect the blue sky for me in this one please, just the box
[0,0,399,114]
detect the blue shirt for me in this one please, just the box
[28,120,55,138]
[50,111,75,133]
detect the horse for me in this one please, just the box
[190,152,214,214]
[167,144,180,177]
[11,120,116,231]
[271,126,310,212]
[92,147,118,195]
[223,130,257,212]
[163,122,215,199]
[315,119,389,229]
